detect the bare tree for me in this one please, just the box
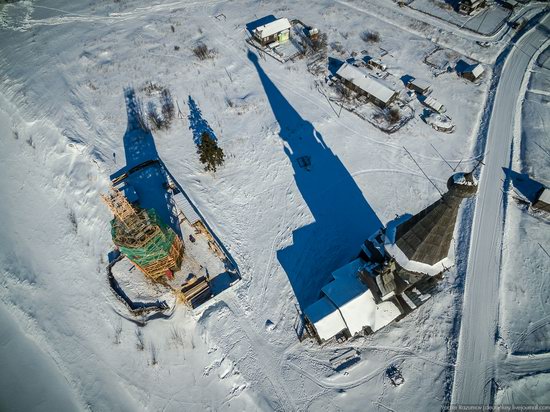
[147,101,163,130]
[114,320,122,345]
[361,31,380,43]
[135,328,145,351]
[192,42,216,60]
[150,343,159,365]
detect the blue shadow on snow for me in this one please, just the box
[113,88,180,236]
[248,50,383,310]
[187,96,217,145]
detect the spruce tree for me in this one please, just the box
[197,131,224,172]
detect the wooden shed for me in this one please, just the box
[336,63,398,108]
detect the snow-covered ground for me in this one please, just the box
[451,16,550,407]
[0,0,548,410]
[493,43,550,407]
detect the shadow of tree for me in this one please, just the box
[187,96,216,145]
[248,51,383,310]
[115,88,180,235]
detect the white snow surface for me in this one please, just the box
[0,0,548,411]
[451,16,550,407]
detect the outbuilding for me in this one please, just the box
[502,0,518,9]
[461,63,484,82]
[253,18,291,47]
[365,57,387,72]
[304,258,401,343]
[421,95,446,113]
[407,78,431,95]
[336,63,398,108]
[532,187,550,213]
[459,0,486,15]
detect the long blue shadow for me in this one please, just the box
[503,167,544,202]
[113,88,180,235]
[187,96,217,144]
[248,51,383,309]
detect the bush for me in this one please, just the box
[337,83,352,100]
[160,88,175,125]
[386,108,401,124]
[197,131,225,172]
[361,31,380,43]
[192,42,215,60]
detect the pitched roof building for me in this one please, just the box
[336,63,398,108]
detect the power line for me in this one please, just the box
[403,146,444,197]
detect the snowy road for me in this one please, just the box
[451,15,550,407]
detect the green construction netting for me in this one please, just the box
[111,208,178,268]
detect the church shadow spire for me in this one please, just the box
[248,51,382,309]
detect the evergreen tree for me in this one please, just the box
[197,131,224,172]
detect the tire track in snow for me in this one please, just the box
[217,297,299,412]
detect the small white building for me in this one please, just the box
[253,18,291,47]
[304,258,401,343]
[336,63,398,108]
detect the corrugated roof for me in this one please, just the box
[173,192,201,225]
[336,63,396,104]
[253,18,291,39]
[423,96,444,112]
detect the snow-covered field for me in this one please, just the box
[494,44,550,406]
[0,0,548,411]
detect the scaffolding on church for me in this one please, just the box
[101,187,184,281]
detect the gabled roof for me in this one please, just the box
[422,96,444,113]
[304,296,347,341]
[253,18,291,39]
[409,78,431,91]
[322,276,400,334]
[336,63,396,104]
[464,63,484,78]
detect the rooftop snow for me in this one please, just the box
[470,64,484,78]
[253,18,291,39]
[423,96,445,112]
[304,296,347,341]
[331,257,366,280]
[409,78,431,91]
[173,192,201,225]
[322,258,400,335]
[336,63,396,104]
[538,188,550,204]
